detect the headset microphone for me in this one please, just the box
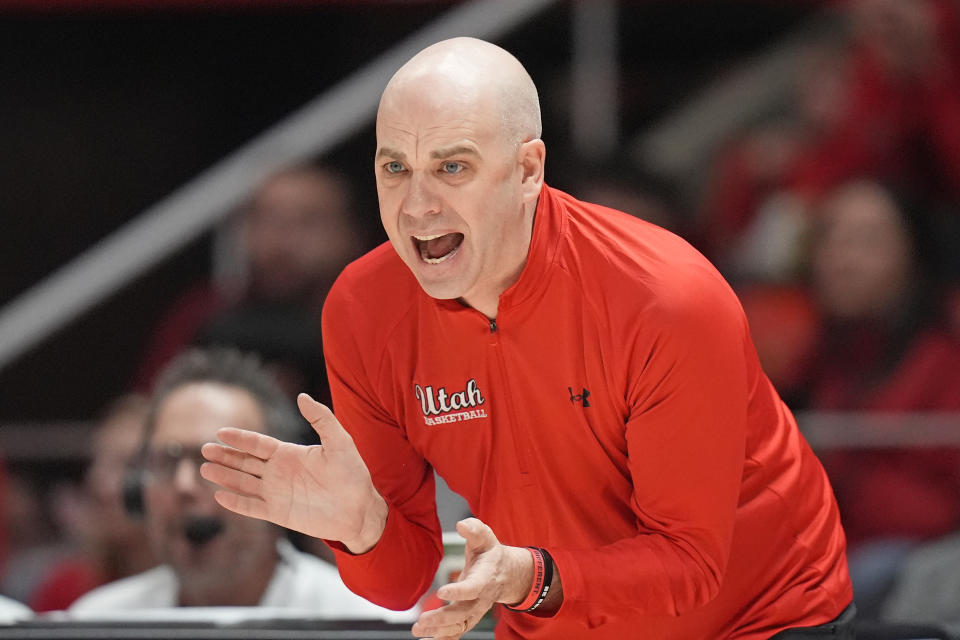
[183,515,225,546]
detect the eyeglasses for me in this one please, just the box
[142,442,207,483]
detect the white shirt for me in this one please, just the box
[0,595,33,624]
[68,539,416,623]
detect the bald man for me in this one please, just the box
[202,38,854,639]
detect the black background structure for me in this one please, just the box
[0,1,814,419]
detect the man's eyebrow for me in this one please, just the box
[376,147,407,161]
[430,145,480,159]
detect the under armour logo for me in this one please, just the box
[568,387,590,407]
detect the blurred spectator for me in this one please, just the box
[0,473,61,605]
[699,0,960,283]
[28,395,156,612]
[70,348,413,620]
[789,0,960,202]
[794,178,960,615]
[697,40,853,280]
[799,179,960,411]
[691,38,855,382]
[133,164,363,405]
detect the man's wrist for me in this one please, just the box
[343,493,389,554]
[499,545,536,606]
[504,547,553,612]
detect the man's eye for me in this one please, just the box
[442,162,464,175]
[385,161,405,174]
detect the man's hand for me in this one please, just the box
[199,392,388,553]
[411,518,535,640]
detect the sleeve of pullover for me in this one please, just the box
[320,279,442,611]
[548,267,752,626]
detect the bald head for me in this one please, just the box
[374,38,547,318]
[380,37,541,147]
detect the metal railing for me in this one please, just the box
[2,413,959,463]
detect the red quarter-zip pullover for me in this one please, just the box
[322,185,852,639]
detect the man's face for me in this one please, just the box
[374,80,531,310]
[242,171,356,301]
[144,383,277,592]
[813,183,914,320]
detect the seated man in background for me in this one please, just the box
[70,348,413,621]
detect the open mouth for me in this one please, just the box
[413,232,464,264]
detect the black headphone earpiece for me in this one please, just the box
[122,466,147,519]
[122,420,154,520]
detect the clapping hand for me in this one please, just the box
[199,393,388,553]
[412,518,535,640]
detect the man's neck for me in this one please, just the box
[177,549,277,607]
[460,204,538,320]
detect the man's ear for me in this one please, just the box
[517,139,546,204]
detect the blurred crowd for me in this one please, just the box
[635,0,960,626]
[1,0,960,632]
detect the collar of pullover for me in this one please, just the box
[432,184,566,320]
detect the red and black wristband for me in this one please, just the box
[505,547,554,613]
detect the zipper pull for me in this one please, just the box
[489,319,497,333]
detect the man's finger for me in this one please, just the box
[215,427,281,460]
[412,603,477,638]
[201,443,266,477]
[436,578,483,603]
[412,620,469,639]
[200,462,263,498]
[212,490,269,521]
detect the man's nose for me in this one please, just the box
[400,172,441,219]
[172,457,201,494]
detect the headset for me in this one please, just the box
[122,420,226,545]
[121,424,202,518]
[120,348,303,529]
[122,423,154,519]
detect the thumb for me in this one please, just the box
[297,393,345,446]
[456,517,497,554]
